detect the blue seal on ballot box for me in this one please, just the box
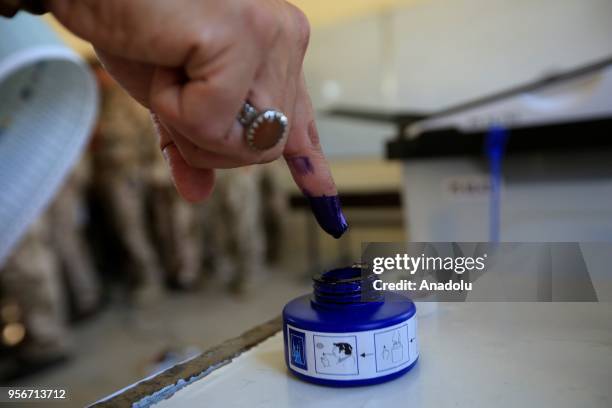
[282,266,418,386]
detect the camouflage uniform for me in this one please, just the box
[92,81,164,303]
[203,167,266,293]
[149,153,204,289]
[47,157,101,316]
[259,163,288,264]
[0,216,70,363]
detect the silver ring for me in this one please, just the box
[237,102,289,151]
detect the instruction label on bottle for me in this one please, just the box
[287,315,418,381]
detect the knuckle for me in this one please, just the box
[288,5,311,52]
[306,120,320,147]
[194,120,232,145]
[242,1,280,43]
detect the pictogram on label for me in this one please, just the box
[314,335,358,375]
[288,328,307,370]
[374,325,410,372]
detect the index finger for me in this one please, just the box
[284,76,348,239]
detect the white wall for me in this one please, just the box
[305,0,612,158]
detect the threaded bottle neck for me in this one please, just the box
[312,267,382,306]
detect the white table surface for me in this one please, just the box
[157,303,612,408]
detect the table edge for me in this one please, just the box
[89,316,283,408]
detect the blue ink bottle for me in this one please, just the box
[283,266,418,386]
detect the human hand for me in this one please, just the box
[48,0,348,238]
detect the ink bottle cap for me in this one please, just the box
[283,267,418,386]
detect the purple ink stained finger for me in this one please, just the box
[287,156,315,175]
[306,194,349,239]
[286,153,347,238]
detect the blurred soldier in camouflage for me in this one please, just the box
[203,168,266,294]
[0,216,70,373]
[93,64,205,295]
[0,157,103,377]
[47,157,101,317]
[91,66,165,303]
[150,151,204,290]
[259,163,288,265]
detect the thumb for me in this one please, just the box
[162,145,216,203]
[284,79,348,239]
[154,116,215,203]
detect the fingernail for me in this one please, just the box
[306,194,349,239]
